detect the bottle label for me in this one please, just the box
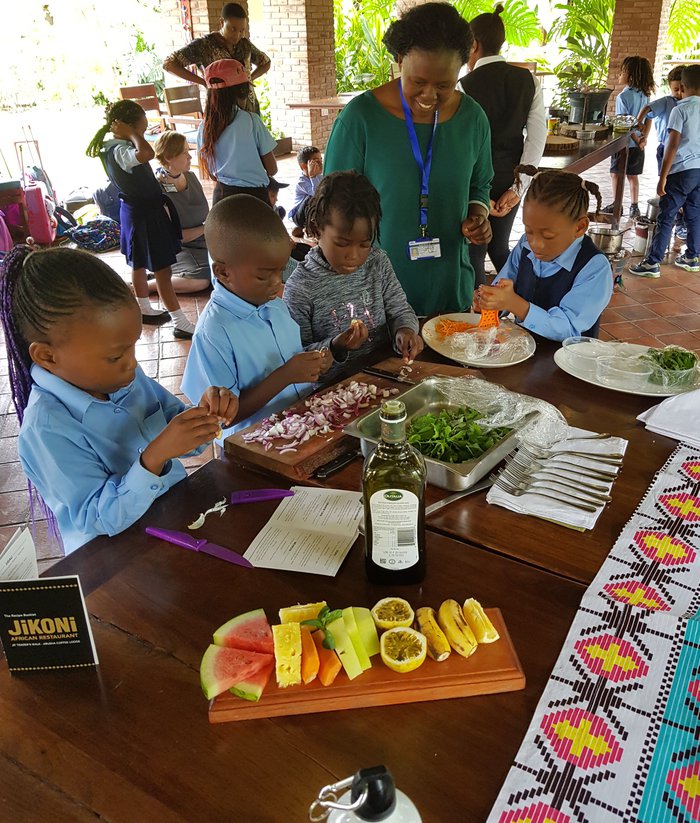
[368,489,419,569]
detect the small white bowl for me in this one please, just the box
[596,356,653,390]
[562,336,609,377]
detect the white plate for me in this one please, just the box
[553,343,699,397]
[422,313,536,368]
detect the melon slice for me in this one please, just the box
[300,625,320,684]
[213,608,273,655]
[230,660,274,702]
[313,630,342,686]
[353,607,380,657]
[326,617,363,680]
[342,607,371,670]
[200,644,273,700]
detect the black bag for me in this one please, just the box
[92,181,121,224]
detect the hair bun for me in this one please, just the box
[494,3,504,14]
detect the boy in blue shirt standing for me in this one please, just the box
[181,195,332,437]
[630,64,700,277]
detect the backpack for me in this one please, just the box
[92,181,121,224]
[67,217,120,252]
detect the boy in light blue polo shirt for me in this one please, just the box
[630,64,700,277]
[638,65,685,173]
[181,195,333,438]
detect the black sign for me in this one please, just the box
[0,576,98,673]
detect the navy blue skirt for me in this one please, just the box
[119,195,181,271]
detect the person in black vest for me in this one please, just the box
[477,166,613,341]
[460,5,546,289]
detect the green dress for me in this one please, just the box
[324,91,493,316]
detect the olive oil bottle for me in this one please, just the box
[362,399,427,584]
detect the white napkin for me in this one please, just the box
[486,426,629,531]
[637,389,700,448]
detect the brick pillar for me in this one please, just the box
[607,0,673,108]
[262,0,337,149]
[160,0,221,55]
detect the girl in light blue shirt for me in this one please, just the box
[0,246,237,554]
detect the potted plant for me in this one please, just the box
[273,134,293,156]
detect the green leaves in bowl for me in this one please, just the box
[407,406,511,464]
[641,346,698,388]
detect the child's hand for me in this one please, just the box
[657,177,667,197]
[461,212,492,245]
[479,279,516,312]
[284,351,330,384]
[141,407,219,475]
[395,328,424,363]
[307,157,323,177]
[332,320,369,354]
[198,386,239,428]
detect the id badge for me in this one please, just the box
[407,237,441,261]
[162,182,178,193]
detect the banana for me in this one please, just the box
[463,598,500,644]
[415,607,451,662]
[437,599,478,658]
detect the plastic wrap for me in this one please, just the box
[430,376,569,448]
[446,326,533,365]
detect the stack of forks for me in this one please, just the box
[489,433,625,518]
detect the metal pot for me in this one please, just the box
[646,197,660,221]
[587,223,628,254]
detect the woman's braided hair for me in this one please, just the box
[514,165,602,220]
[86,99,146,158]
[0,245,133,422]
[305,171,382,241]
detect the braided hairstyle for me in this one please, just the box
[514,165,602,220]
[305,171,382,242]
[0,245,134,423]
[199,83,250,180]
[621,56,655,97]
[86,99,146,158]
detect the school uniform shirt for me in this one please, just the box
[667,96,700,174]
[288,173,322,222]
[18,365,194,555]
[646,95,678,145]
[616,86,650,148]
[181,281,309,436]
[197,111,276,188]
[492,235,613,341]
[284,245,419,383]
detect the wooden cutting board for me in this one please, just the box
[209,609,524,722]
[544,134,579,153]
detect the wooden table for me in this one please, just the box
[287,93,361,111]
[1,460,585,822]
[541,133,629,227]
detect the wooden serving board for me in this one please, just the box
[223,371,404,480]
[208,609,524,723]
[544,134,579,153]
[560,123,611,140]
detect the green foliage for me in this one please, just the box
[334,0,393,93]
[666,0,700,53]
[257,76,284,139]
[452,0,542,48]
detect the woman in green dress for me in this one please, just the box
[324,2,493,316]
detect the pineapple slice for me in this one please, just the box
[272,623,302,687]
[278,601,327,624]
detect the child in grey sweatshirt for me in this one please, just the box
[283,171,422,383]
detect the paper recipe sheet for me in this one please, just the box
[243,487,363,576]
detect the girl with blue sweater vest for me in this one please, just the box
[478,166,613,341]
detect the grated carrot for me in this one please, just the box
[435,317,473,337]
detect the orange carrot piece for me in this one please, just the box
[312,629,342,686]
[300,626,320,684]
[478,309,500,329]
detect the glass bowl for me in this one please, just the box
[647,363,699,391]
[596,356,653,390]
[562,336,610,378]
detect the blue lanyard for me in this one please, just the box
[399,80,438,236]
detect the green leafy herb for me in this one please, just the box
[301,605,343,650]
[642,346,698,386]
[407,406,511,464]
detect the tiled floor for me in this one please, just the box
[1,147,698,572]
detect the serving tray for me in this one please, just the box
[208,609,524,723]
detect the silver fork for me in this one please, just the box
[521,444,624,464]
[565,432,612,440]
[489,473,598,512]
[502,462,611,503]
[514,449,619,481]
[506,460,610,493]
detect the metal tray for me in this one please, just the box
[343,378,519,491]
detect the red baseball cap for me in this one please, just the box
[204,59,248,88]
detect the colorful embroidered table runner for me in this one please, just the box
[488,445,700,823]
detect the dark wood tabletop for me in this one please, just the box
[2,460,585,822]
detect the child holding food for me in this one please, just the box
[478,166,613,341]
[181,195,333,437]
[0,246,236,554]
[283,171,422,383]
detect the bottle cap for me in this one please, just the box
[350,766,397,821]
[379,400,406,424]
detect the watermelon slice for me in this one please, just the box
[230,660,274,702]
[200,644,273,700]
[213,608,273,655]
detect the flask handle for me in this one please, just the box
[308,776,368,821]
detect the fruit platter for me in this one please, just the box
[202,597,524,723]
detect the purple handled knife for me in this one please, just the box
[230,489,294,505]
[145,527,254,568]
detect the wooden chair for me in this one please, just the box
[163,84,205,175]
[119,84,168,141]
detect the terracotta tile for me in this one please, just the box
[161,341,192,358]
[0,439,19,464]
[654,331,700,351]
[0,374,10,394]
[159,357,189,377]
[158,375,186,395]
[598,328,615,341]
[608,292,641,308]
[598,320,645,341]
[646,301,689,317]
[622,335,665,348]
[656,285,700,302]
[670,314,700,332]
[614,304,659,321]
[0,522,64,562]
[0,394,13,416]
[0,462,27,494]
[0,490,44,524]
[0,415,19,438]
[635,317,687,336]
